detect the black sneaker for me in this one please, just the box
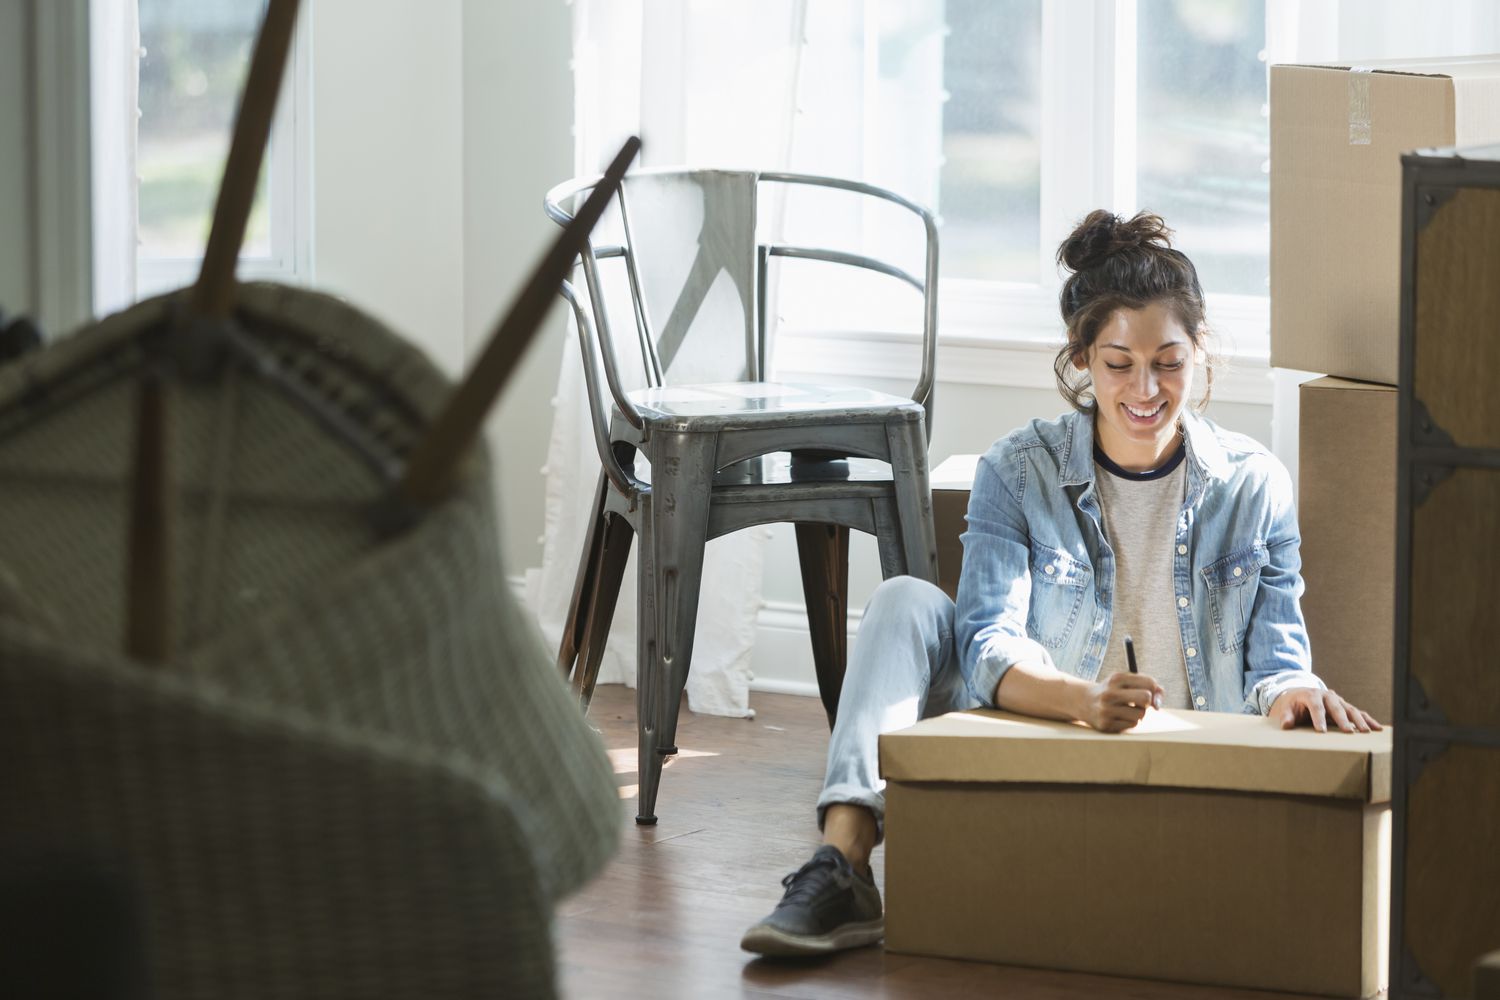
[739,845,883,957]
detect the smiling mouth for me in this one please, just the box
[1123,401,1166,420]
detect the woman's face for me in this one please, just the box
[1074,301,1198,469]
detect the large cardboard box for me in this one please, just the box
[931,453,979,598]
[1270,57,1500,382]
[1298,377,1398,722]
[882,710,1391,997]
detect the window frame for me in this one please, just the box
[574,0,1273,397]
[129,1,315,300]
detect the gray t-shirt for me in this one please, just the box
[1093,452,1192,710]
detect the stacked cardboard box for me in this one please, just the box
[929,453,979,599]
[1272,57,1500,723]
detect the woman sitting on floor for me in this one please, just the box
[740,208,1382,958]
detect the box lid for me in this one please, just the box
[1274,54,1500,81]
[1302,375,1397,394]
[879,709,1391,803]
[1272,56,1500,148]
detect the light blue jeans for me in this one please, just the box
[816,575,978,842]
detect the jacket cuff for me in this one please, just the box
[1250,668,1327,716]
[967,635,1056,707]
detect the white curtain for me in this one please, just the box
[89,0,140,317]
[527,0,943,717]
[1267,0,1500,64]
[525,1,807,719]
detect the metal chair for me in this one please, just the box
[545,168,940,824]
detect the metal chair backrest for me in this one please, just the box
[618,170,760,386]
[544,167,938,494]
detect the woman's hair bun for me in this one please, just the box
[1057,209,1175,272]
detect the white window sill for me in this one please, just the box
[772,278,1273,406]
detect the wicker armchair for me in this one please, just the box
[0,285,619,999]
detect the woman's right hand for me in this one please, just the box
[1077,672,1165,733]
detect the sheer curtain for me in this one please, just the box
[525,1,807,719]
[526,0,942,717]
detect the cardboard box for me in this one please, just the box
[1271,57,1500,383]
[931,453,979,599]
[1298,377,1398,722]
[881,710,1391,997]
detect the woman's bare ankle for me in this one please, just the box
[821,803,877,871]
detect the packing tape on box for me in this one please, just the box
[1349,66,1374,145]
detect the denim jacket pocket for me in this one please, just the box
[1202,543,1270,653]
[1027,542,1092,649]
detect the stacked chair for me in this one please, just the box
[546,168,941,824]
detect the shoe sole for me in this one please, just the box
[739,918,884,957]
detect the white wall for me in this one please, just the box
[459,0,573,575]
[307,0,571,574]
[310,0,467,377]
[0,0,34,317]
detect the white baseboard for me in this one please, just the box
[514,574,848,701]
[748,677,823,698]
[746,598,859,698]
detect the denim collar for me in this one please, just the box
[1060,407,1229,489]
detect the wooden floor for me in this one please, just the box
[555,684,1348,1000]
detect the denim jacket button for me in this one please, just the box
[1195,695,1206,707]
[1177,544,1187,555]
[1233,566,1244,577]
[1186,647,1198,658]
[1177,596,1189,608]
[1045,564,1056,575]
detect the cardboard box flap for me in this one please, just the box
[1275,54,1500,80]
[1304,376,1396,394]
[880,709,1391,803]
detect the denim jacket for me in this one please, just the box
[955,407,1325,715]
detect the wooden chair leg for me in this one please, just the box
[556,473,609,683]
[795,522,850,729]
[574,513,634,712]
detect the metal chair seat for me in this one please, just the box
[626,380,920,424]
[546,168,940,824]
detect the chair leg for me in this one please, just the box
[873,498,906,578]
[556,472,610,684]
[633,432,715,826]
[887,419,939,583]
[574,512,634,712]
[795,522,849,729]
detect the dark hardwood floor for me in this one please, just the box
[556,684,1353,1000]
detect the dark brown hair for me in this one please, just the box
[1053,209,1214,412]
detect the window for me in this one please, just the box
[938,0,1043,285]
[937,0,1270,354]
[1135,0,1269,299]
[129,0,311,298]
[573,0,1272,358]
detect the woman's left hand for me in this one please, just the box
[1270,688,1383,733]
